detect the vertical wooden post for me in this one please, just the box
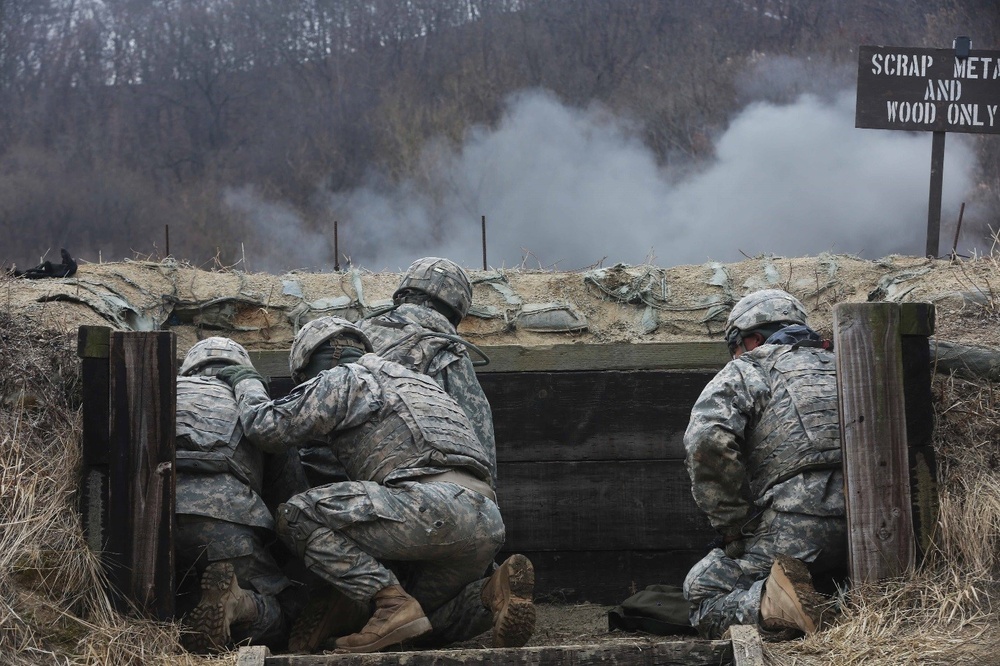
[834,302,915,582]
[899,303,938,562]
[926,131,946,258]
[108,331,177,620]
[77,326,112,561]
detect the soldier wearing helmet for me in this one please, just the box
[681,289,845,639]
[359,257,496,482]
[175,337,293,653]
[218,317,534,654]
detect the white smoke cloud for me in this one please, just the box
[246,81,981,273]
[222,185,332,273]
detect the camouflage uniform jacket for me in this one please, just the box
[175,376,273,529]
[234,353,495,488]
[360,304,497,480]
[684,342,842,538]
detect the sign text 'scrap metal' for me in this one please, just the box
[856,46,1000,134]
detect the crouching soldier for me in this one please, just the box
[682,290,846,639]
[175,337,293,652]
[218,317,535,653]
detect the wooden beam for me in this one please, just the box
[247,640,733,665]
[498,460,710,552]
[481,370,714,462]
[77,326,112,562]
[248,342,730,376]
[900,304,937,564]
[728,625,764,666]
[833,303,915,582]
[108,331,177,619]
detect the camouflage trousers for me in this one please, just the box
[277,479,504,643]
[683,508,847,638]
[176,515,293,647]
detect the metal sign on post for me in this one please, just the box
[855,41,1000,257]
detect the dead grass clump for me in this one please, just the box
[0,312,233,665]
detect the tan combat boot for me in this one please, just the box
[288,586,368,654]
[183,562,258,653]
[481,554,536,648]
[334,585,432,653]
[759,554,825,635]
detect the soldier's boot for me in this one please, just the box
[288,587,368,654]
[481,554,536,648]
[760,554,825,635]
[183,562,258,653]
[334,585,432,653]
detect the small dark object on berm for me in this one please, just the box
[9,249,77,279]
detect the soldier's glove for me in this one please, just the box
[217,365,268,391]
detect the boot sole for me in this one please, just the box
[770,555,825,633]
[490,555,536,648]
[183,562,235,653]
[336,616,433,653]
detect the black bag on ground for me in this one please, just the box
[608,584,698,636]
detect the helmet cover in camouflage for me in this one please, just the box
[724,289,808,340]
[290,316,373,383]
[393,257,473,322]
[180,337,253,376]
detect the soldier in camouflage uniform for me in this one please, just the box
[175,338,292,653]
[682,289,846,639]
[218,317,534,654]
[359,257,495,478]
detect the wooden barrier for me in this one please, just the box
[833,302,935,583]
[78,326,176,619]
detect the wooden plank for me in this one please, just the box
[901,320,938,564]
[109,331,177,620]
[833,303,915,583]
[77,326,111,558]
[728,625,764,666]
[259,640,733,666]
[481,371,713,462]
[497,460,711,552]
[248,342,730,377]
[504,550,708,605]
[238,645,271,666]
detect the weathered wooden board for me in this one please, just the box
[108,331,177,620]
[249,342,730,377]
[480,370,713,462]
[497,460,708,552]
[239,639,733,666]
[833,303,915,582]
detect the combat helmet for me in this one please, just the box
[290,316,373,383]
[724,289,808,351]
[180,337,253,376]
[393,257,473,326]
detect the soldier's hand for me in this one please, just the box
[217,365,267,391]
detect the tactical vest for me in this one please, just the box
[743,345,841,498]
[361,304,462,376]
[334,355,494,487]
[175,377,272,528]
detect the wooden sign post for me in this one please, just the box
[855,41,1000,257]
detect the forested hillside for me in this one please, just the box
[1,1,996,271]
